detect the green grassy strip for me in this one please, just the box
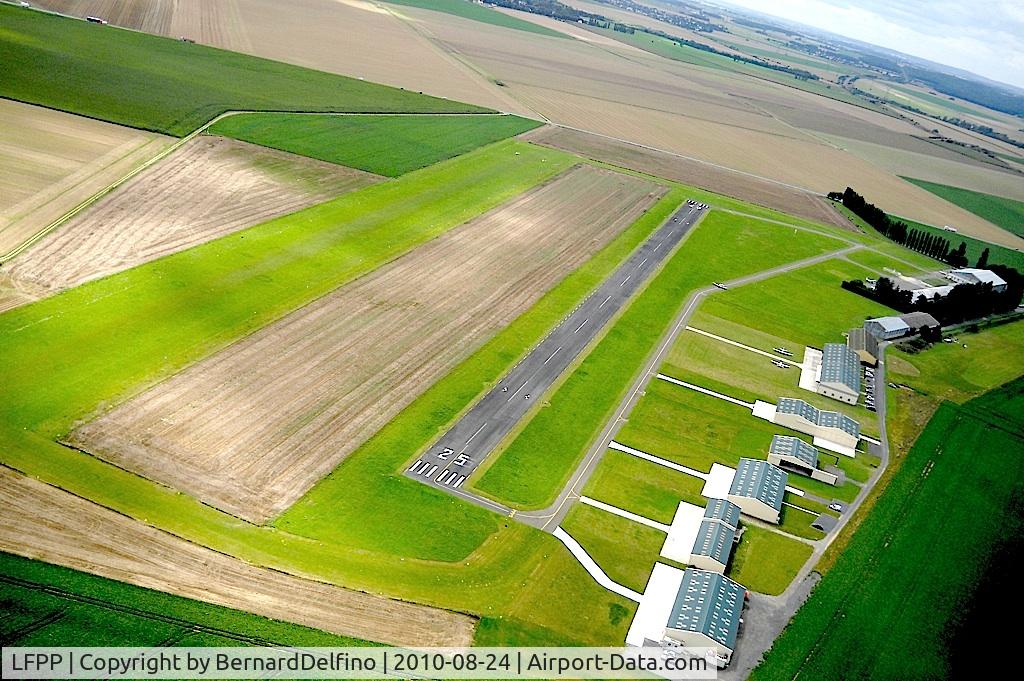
[751,382,1024,680]
[560,504,667,594]
[277,187,690,557]
[727,526,813,596]
[0,552,373,646]
[209,113,542,176]
[0,141,571,435]
[0,5,485,136]
[381,0,565,39]
[472,210,846,508]
[901,177,1024,238]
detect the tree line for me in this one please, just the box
[829,187,974,267]
[842,265,1023,326]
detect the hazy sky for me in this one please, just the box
[717,0,1024,89]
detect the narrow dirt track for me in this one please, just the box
[522,125,853,230]
[0,467,476,646]
[71,165,664,523]
[5,136,378,297]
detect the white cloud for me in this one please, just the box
[714,0,1024,89]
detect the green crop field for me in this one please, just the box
[902,177,1024,238]
[560,504,668,594]
[209,113,542,176]
[0,552,372,647]
[893,214,1024,271]
[472,211,847,508]
[727,526,813,595]
[0,6,485,136]
[752,380,1024,680]
[381,0,565,39]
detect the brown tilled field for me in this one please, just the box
[0,99,169,258]
[524,126,850,229]
[71,165,665,522]
[0,467,475,646]
[4,136,379,297]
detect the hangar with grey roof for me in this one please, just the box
[768,435,838,485]
[727,458,786,524]
[665,568,747,668]
[816,342,861,404]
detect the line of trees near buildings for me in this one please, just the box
[828,187,972,267]
[843,266,1023,326]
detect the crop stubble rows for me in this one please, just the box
[71,165,664,522]
[4,136,380,298]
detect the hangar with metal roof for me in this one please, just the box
[689,498,742,573]
[768,435,838,485]
[865,316,910,340]
[774,397,860,449]
[816,342,861,404]
[665,568,747,668]
[727,458,786,524]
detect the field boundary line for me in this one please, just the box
[0,108,527,263]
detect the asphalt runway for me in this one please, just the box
[406,200,707,502]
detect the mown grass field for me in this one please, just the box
[0,6,485,136]
[902,177,1024,238]
[752,380,1024,680]
[0,552,372,647]
[693,258,896,351]
[381,0,565,39]
[615,381,861,507]
[887,319,1024,404]
[727,526,812,595]
[472,211,847,508]
[209,113,542,176]
[560,504,668,594]
[582,449,707,524]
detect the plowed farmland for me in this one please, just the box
[0,99,169,259]
[524,126,850,229]
[71,166,664,522]
[4,136,379,297]
[0,467,475,647]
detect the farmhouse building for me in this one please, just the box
[768,435,837,485]
[664,568,747,668]
[727,458,786,524]
[816,342,861,404]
